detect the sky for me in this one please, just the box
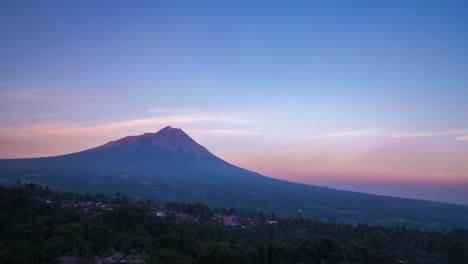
[1,0,468,204]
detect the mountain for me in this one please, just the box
[1,126,468,229]
[89,126,221,160]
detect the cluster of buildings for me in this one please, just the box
[211,213,258,227]
[152,209,277,228]
[211,213,278,227]
[38,197,114,215]
[152,209,200,222]
[38,197,279,228]
[59,252,147,264]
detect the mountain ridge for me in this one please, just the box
[1,126,468,229]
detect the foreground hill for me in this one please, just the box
[2,185,468,264]
[1,126,468,229]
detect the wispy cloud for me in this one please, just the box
[305,130,377,140]
[0,112,256,138]
[0,111,260,158]
[146,108,256,123]
[389,129,468,138]
[306,129,468,141]
[147,108,198,114]
[187,129,261,136]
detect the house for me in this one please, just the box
[156,211,165,217]
[237,218,256,228]
[175,213,190,220]
[212,213,223,222]
[222,215,236,225]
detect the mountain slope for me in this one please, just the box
[1,126,468,229]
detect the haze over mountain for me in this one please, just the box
[1,126,468,230]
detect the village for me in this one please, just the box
[37,196,280,264]
[37,196,280,229]
[150,208,278,228]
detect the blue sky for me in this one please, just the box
[1,0,468,204]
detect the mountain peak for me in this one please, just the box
[90,126,219,160]
[156,126,183,135]
[161,125,174,131]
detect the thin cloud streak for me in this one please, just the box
[306,129,468,141]
[305,130,376,140]
[0,111,260,158]
[187,129,261,136]
[146,108,257,123]
[147,108,199,114]
[0,112,256,138]
[389,129,468,138]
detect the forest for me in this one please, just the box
[0,183,467,264]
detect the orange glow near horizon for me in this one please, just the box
[1,122,468,204]
[2,122,468,187]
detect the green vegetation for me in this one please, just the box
[1,183,467,264]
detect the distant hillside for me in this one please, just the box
[1,126,468,229]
